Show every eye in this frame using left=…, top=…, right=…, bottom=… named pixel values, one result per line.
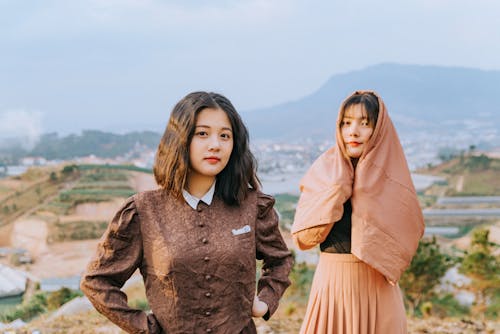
left=195, top=131, right=208, bottom=137
left=220, top=132, right=232, bottom=140
left=341, top=120, right=350, bottom=126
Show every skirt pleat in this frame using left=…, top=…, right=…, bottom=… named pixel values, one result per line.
left=300, top=253, right=407, bottom=334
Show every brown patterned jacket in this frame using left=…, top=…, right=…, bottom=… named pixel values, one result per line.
left=80, top=189, right=293, bottom=333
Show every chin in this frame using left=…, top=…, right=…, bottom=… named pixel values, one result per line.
left=347, top=152, right=361, bottom=159
left=203, top=169, right=223, bottom=177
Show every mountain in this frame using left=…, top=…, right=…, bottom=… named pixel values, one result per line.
left=241, top=63, right=500, bottom=139
left=2, top=63, right=499, bottom=164
left=0, top=130, right=161, bottom=163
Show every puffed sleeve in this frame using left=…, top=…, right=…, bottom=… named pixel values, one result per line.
left=80, top=196, right=162, bottom=334
left=255, top=192, right=294, bottom=320
left=291, top=147, right=352, bottom=250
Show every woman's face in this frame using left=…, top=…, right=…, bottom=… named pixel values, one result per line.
left=188, top=107, right=234, bottom=184
left=340, top=104, right=374, bottom=159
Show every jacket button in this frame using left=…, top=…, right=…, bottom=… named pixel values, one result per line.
left=206, top=329, right=212, bottom=333
left=205, top=274, right=211, bottom=280
left=203, top=256, right=209, bottom=262
left=198, top=222, right=204, bottom=227
left=205, top=292, right=211, bottom=298
left=202, top=238, right=208, bottom=244
left=205, top=311, right=211, bottom=316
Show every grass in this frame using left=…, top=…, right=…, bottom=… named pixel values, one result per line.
left=0, top=185, right=14, bottom=197
left=43, top=167, right=136, bottom=216
left=42, top=166, right=140, bottom=241
left=455, top=170, right=500, bottom=196
left=77, top=164, right=152, bottom=174
left=0, top=163, right=143, bottom=242
left=49, top=220, right=109, bottom=242
left=59, top=188, right=136, bottom=199
left=0, top=288, right=83, bottom=323
left=0, top=294, right=23, bottom=315
left=274, top=193, right=299, bottom=232
left=421, top=156, right=500, bottom=198
left=418, top=193, right=438, bottom=208
left=0, top=177, right=62, bottom=227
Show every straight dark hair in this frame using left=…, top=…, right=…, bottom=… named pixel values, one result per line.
left=339, top=91, right=379, bottom=129
left=153, top=91, right=260, bottom=206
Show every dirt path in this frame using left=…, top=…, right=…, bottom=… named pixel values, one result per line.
left=0, top=223, right=14, bottom=246
left=4, top=179, right=78, bottom=254
left=456, top=175, right=464, bottom=192
left=10, top=217, right=49, bottom=257
left=15, top=171, right=157, bottom=279
left=66, top=198, right=125, bottom=221
left=128, top=171, right=157, bottom=192
left=0, top=171, right=157, bottom=280
left=27, top=239, right=100, bottom=279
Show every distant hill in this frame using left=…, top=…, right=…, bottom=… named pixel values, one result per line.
left=0, top=130, right=160, bottom=163
left=419, top=153, right=500, bottom=196
left=29, top=130, right=161, bottom=160
left=2, top=63, right=500, bottom=163
left=241, top=63, right=500, bottom=139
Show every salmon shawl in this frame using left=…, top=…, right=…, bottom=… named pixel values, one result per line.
left=291, top=90, right=424, bottom=283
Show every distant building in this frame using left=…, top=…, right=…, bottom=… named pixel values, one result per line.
left=20, top=156, right=47, bottom=166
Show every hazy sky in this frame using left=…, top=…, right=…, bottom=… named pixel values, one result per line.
left=1, top=0, right=499, bottom=142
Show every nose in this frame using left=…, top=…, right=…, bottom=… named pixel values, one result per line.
left=348, top=123, right=360, bottom=137
left=208, top=135, right=221, bottom=151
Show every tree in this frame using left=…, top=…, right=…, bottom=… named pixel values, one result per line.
left=437, top=147, right=460, bottom=162
left=458, top=228, right=500, bottom=318
left=400, top=236, right=454, bottom=316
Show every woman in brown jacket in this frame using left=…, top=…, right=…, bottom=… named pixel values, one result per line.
left=81, top=91, right=293, bottom=334
left=292, top=91, right=424, bottom=334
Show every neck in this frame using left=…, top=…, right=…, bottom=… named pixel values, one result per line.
left=351, top=158, right=359, bottom=169
left=186, top=174, right=215, bottom=198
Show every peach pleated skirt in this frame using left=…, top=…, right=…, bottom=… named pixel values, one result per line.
left=300, top=253, right=407, bottom=334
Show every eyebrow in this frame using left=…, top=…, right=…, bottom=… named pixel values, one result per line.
left=342, top=115, right=368, bottom=119
left=195, top=125, right=233, bottom=132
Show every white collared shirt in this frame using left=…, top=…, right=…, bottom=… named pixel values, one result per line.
left=182, top=182, right=216, bottom=210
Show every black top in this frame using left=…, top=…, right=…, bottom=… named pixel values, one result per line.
left=320, top=200, right=352, bottom=253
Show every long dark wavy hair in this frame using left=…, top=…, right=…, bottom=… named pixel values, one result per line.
left=153, top=91, right=260, bottom=206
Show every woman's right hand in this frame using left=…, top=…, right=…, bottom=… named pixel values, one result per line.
left=252, top=295, right=269, bottom=317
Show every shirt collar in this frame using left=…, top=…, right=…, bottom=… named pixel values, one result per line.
left=182, top=181, right=216, bottom=210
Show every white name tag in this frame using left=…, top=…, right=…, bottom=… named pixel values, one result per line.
left=232, top=225, right=251, bottom=236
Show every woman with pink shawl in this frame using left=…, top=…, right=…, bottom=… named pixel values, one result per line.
left=292, top=91, right=424, bottom=333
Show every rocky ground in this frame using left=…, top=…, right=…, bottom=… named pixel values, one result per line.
left=2, top=170, right=499, bottom=333
left=3, top=310, right=499, bottom=334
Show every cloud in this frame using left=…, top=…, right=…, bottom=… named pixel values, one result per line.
left=88, top=0, right=294, bottom=27
left=0, top=110, right=44, bottom=150
left=1, top=0, right=295, bottom=40
left=1, top=0, right=500, bottom=130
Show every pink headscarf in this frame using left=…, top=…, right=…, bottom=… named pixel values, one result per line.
left=291, top=90, right=424, bottom=283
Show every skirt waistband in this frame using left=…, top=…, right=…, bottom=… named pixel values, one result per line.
left=319, top=252, right=361, bottom=263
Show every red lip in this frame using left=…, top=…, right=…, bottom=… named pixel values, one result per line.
left=348, top=142, right=362, bottom=147
left=205, top=157, right=220, bottom=163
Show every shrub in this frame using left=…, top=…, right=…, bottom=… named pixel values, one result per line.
left=0, top=292, right=47, bottom=322
left=429, top=293, right=470, bottom=318
left=286, top=251, right=315, bottom=301
left=47, top=287, right=83, bottom=311
left=400, top=236, right=455, bottom=316
left=458, top=228, right=500, bottom=319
